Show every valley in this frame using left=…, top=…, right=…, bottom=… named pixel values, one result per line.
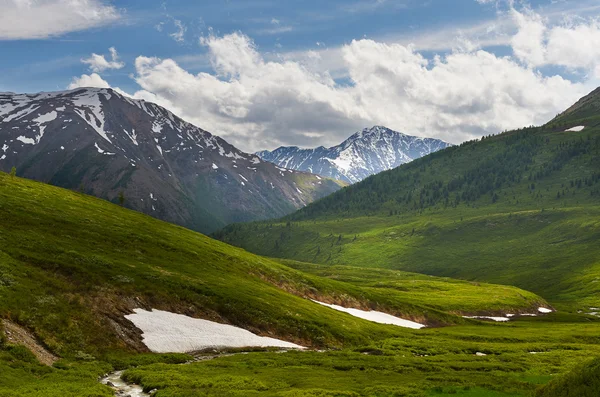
left=1, top=42, right=600, bottom=397
left=0, top=129, right=599, bottom=395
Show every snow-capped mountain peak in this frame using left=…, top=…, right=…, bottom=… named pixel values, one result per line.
left=257, top=126, right=452, bottom=183
left=0, top=87, right=342, bottom=233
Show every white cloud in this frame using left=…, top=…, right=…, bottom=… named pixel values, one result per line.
left=0, top=0, right=121, bottom=40
left=63, top=5, right=600, bottom=153
left=169, top=19, right=186, bottom=43
left=81, top=47, right=125, bottom=73
left=68, top=73, right=111, bottom=89
left=127, top=29, right=591, bottom=152
left=510, top=8, right=600, bottom=77
left=67, top=73, right=133, bottom=99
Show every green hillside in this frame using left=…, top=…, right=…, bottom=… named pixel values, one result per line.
left=1, top=88, right=599, bottom=396
left=0, top=170, right=566, bottom=396
left=215, top=88, right=600, bottom=309
left=536, top=356, right=600, bottom=397
left=0, top=171, right=535, bottom=358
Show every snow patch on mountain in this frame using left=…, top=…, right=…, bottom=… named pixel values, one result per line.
left=257, top=126, right=452, bottom=183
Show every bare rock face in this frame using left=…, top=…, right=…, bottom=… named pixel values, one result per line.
left=0, top=88, right=342, bottom=233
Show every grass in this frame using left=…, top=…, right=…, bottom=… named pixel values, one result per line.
left=0, top=171, right=552, bottom=359
left=215, top=113, right=600, bottom=311
left=1, top=107, right=600, bottom=395
left=278, top=260, right=548, bottom=315
left=119, top=319, right=600, bottom=396
left=0, top=171, right=566, bottom=396
left=535, top=356, right=600, bottom=397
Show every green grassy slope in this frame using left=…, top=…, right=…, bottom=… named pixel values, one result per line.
left=119, top=318, right=600, bottom=397
left=0, top=171, right=550, bottom=358
left=215, top=88, right=600, bottom=309
left=536, top=356, right=600, bottom=397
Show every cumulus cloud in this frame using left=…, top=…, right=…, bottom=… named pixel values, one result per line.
left=127, top=25, right=592, bottom=152
left=82, top=47, right=125, bottom=73
left=67, top=72, right=132, bottom=99
left=68, top=73, right=111, bottom=89
left=0, top=0, right=121, bottom=40
left=64, top=6, right=599, bottom=153
left=510, top=8, right=600, bottom=77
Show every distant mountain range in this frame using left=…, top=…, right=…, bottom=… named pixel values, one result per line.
left=256, top=126, right=452, bottom=183
left=0, top=88, right=343, bottom=233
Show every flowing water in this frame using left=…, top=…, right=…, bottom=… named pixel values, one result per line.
left=100, top=370, right=150, bottom=397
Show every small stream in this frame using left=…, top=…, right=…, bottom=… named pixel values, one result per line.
left=100, top=370, right=150, bottom=397
left=99, top=353, right=243, bottom=396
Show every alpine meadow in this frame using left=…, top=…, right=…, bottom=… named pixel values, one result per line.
left=1, top=1, right=600, bottom=397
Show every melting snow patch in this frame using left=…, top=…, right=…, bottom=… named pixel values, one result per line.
left=313, top=300, right=425, bottom=329
left=538, top=307, right=553, bottom=314
left=3, top=105, right=40, bottom=122
left=125, top=309, right=304, bottom=353
left=124, top=129, right=138, bottom=145
left=475, top=352, right=487, bottom=356
left=33, top=111, right=57, bottom=124
left=94, top=142, right=115, bottom=155
left=463, top=316, right=511, bottom=322
left=565, top=126, right=585, bottom=132
left=16, top=136, right=35, bottom=145
left=212, top=163, right=218, bottom=170
left=72, top=91, right=111, bottom=143
left=152, top=121, right=163, bottom=134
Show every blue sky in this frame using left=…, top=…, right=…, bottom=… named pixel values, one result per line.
left=0, top=0, right=583, bottom=93
left=1, top=0, right=600, bottom=151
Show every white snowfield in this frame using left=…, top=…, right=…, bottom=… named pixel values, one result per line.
left=125, top=309, right=304, bottom=353
left=565, top=126, right=585, bottom=132
left=312, top=300, right=425, bottom=329
left=463, top=316, right=511, bottom=322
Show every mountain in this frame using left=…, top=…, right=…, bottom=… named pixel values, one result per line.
left=215, top=87, right=600, bottom=308
left=0, top=88, right=343, bottom=233
left=256, top=126, right=452, bottom=183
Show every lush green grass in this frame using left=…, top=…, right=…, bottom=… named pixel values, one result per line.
left=0, top=126, right=599, bottom=396
left=0, top=170, right=563, bottom=395
left=215, top=111, right=600, bottom=310
left=0, top=171, right=551, bottom=359
left=536, top=357, right=600, bottom=397
left=0, top=335, right=190, bottom=397
left=279, top=260, right=548, bottom=315
left=119, top=319, right=600, bottom=396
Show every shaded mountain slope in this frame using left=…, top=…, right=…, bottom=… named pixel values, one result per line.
left=0, top=88, right=343, bottom=233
